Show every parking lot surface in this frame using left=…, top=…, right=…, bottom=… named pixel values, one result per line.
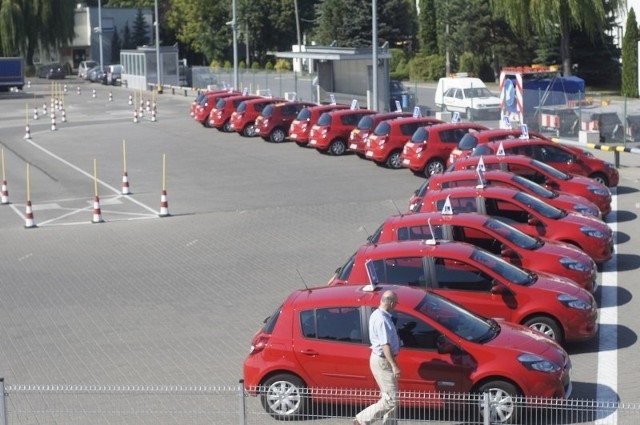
left=0, top=77, right=639, bottom=406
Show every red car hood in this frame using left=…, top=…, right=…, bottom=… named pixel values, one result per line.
left=487, top=320, right=567, bottom=363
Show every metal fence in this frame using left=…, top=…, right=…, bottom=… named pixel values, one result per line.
left=2, top=380, right=640, bottom=425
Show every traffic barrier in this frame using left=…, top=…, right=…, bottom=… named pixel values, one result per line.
left=24, top=200, right=36, bottom=228
left=1, top=180, right=9, bottom=204
left=92, top=196, right=104, bottom=223
left=159, top=190, right=170, bottom=217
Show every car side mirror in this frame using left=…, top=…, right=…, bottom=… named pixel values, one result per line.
left=527, top=215, right=541, bottom=226
left=500, top=247, right=517, bottom=258
left=436, top=334, right=456, bottom=354
left=491, top=281, right=508, bottom=295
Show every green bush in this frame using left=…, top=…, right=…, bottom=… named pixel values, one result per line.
left=209, top=60, right=221, bottom=71
left=409, top=54, right=446, bottom=81
left=239, top=61, right=246, bottom=69
left=274, top=59, right=291, bottom=71
left=389, top=48, right=406, bottom=73
left=265, top=61, right=274, bottom=70
left=458, top=52, right=475, bottom=75
left=251, top=62, right=260, bottom=70
left=223, top=60, right=232, bottom=69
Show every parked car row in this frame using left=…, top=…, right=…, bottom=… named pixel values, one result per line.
left=78, top=60, right=123, bottom=85
left=214, top=91, right=617, bottom=423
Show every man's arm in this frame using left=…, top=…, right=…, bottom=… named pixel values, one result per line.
left=381, top=343, right=400, bottom=378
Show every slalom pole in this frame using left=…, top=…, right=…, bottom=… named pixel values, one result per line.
left=159, top=153, right=170, bottom=217
left=24, top=163, right=36, bottom=228
left=1, top=148, right=9, bottom=204
left=92, top=158, right=104, bottom=223
left=121, top=139, right=131, bottom=194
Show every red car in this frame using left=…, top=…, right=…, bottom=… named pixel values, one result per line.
left=471, top=138, right=619, bottom=187
left=190, top=89, right=225, bottom=117
left=348, top=111, right=412, bottom=158
left=448, top=128, right=551, bottom=166
left=244, top=284, right=572, bottom=423
left=255, top=101, right=316, bottom=143
left=329, top=239, right=597, bottom=344
left=230, top=97, right=285, bottom=137
left=365, top=116, right=444, bottom=168
left=401, top=122, right=488, bottom=176
left=308, top=108, right=376, bottom=155
left=368, top=211, right=598, bottom=292
left=194, top=90, right=240, bottom=127
left=289, top=104, right=350, bottom=147
left=427, top=169, right=602, bottom=219
left=449, top=155, right=613, bottom=217
left=208, top=94, right=261, bottom=131
left=416, top=185, right=613, bottom=264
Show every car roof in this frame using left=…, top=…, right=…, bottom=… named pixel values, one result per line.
left=381, top=211, right=490, bottom=229
left=421, top=122, right=489, bottom=132
left=454, top=154, right=537, bottom=167
left=359, top=238, right=477, bottom=259
left=468, top=128, right=550, bottom=142
left=307, top=104, right=350, bottom=112
left=244, top=97, right=285, bottom=105
left=270, top=101, right=316, bottom=109
left=327, top=108, right=376, bottom=116
left=383, top=116, right=444, bottom=126
left=432, top=169, right=515, bottom=183
left=369, top=112, right=413, bottom=121
left=425, top=184, right=521, bottom=200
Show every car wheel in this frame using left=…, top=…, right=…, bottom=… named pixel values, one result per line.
left=466, top=108, right=474, bottom=120
left=523, top=316, right=563, bottom=344
left=329, top=139, right=347, bottom=156
left=476, top=380, right=520, bottom=424
left=270, top=128, right=286, bottom=143
left=386, top=150, right=403, bottom=169
left=203, top=117, right=211, bottom=128
left=242, top=123, right=256, bottom=137
left=424, top=159, right=445, bottom=177
left=295, top=141, right=308, bottom=148
left=589, top=172, right=609, bottom=187
left=260, top=374, right=307, bottom=420
left=356, top=153, right=366, bottom=159
left=222, top=120, right=232, bottom=132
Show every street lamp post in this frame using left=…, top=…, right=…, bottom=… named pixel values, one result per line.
left=154, top=0, right=161, bottom=91
left=372, top=0, right=378, bottom=111
left=97, top=0, right=104, bottom=70
left=232, top=0, right=239, bottom=90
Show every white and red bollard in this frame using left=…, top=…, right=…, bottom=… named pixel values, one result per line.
left=92, top=195, right=104, bottom=223
left=1, top=180, right=10, bottom=204
left=133, top=109, right=139, bottom=123
left=159, top=190, right=170, bottom=217
left=121, top=171, right=131, bottom=195
left=33, top=106, right=38, bottom=120
left=24, top=200, right=36, bottom=228
left=50, top=112, right=57, bottom=131
left=24, top=124, right=31, bottom=140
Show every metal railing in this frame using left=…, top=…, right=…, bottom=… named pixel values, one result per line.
left=2, top=379, right=640, bottom=425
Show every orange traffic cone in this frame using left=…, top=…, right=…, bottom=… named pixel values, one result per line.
left=1, top=179, right=9, bottom=204
left=159, top=189, right=170, bottom=217
left=24, top=200, right=36, bottom=228
left=92, top=195, right=104, bottom=223
left=121, top=171, right=131, bottom=195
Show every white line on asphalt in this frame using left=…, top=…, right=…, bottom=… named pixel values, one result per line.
left=596, top=189, right=617, bottom=423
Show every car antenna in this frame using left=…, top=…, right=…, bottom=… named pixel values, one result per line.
left=390, top=199, right=404, bottom=217
left=295, top=268, right=311, bottom=292
left=362, top=225, right=377, bottom=246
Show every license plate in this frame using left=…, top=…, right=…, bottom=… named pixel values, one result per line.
left=349, top=144, right=357, bottom=150
left=310, top=139, right=317, bottom=145
left=365, top=151, right=373, bottom=158
left=402, top=159, right=410, bottom=166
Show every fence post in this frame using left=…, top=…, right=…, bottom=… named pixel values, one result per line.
left=238, top=379, right=246, bottom=425
left=483, top=392, right=490, bottom=425
left=0, top=378, right=6, bottom=425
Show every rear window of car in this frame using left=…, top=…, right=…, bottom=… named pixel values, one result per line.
left=263, top=305, right=283, bottom=334
left=373, top=121, right=391, bottom=136
left=458, top=134, right=479, bottom=150
left=357, top=115, right=375, bottom=130
left=410, top=127, right=429, bottom=143
left=400, top=123, right=422, bottom=136
left=296, top=108, right=312, bottom=120
left=300, top=307, right=363, bottom=343
left=261, top=105, right=275, bottom=117
left=215, top=99, right=227, bottom=109
left=341, top=113, right=362, bottom=126
left=317, top=112, right=332, bottom=126
left=472, top=145, right=493, bottom=156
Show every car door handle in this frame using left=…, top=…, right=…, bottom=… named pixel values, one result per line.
left=300, top=349, right=319, bottom=356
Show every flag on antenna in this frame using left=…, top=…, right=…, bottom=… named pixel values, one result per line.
left=441, top=195, right=453, bottom=215
left=395, top=100, right=402, bottom=112
left=496, top=141, right=506, bottom=157
left=476, top=156, right=486, bottom=172
left=330, top=93, right=336, bottom=105
left=451, top=112, right=461, bottom=123
left=350, top=99, right=359, bottom=110
left=412, top=106, right=422, bottom=118
left=501, top=115, right=511, bottom=129
left=520, top=124, right=529, bottom=139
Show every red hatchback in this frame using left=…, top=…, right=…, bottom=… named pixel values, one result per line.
left=449, top=155, right=613, bottom=217
left=255, top=101, right=316, bottom=143
left=348, top=111, right=412, bottom=158
left=471, top=138, right=619, bottom=187
left=416, top=185, right=613, bottom=265
left=330, top=239, right=597, bottom=344
left=244, top=284, right=572, bottom=423
left=427, top=169, right=602, bottom=219
left=208, top=94, right=261, bottom=132
left=289, top=104, right=350, bottom=146
left=309, top=108, right=376, bottom=155
left=230, top=97, right=285, bottom=137
left=401, top=122, right=488, bottom=176
left=194, top=90, right=240, bottom=127
left=448, top=128, right=551, bottom=166
left=365, top=117, right=444, bottom=168
left=368, top=211, right=598, bottom=292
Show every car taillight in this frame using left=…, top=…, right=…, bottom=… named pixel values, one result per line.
left=249, top=334, right=270, bottom=355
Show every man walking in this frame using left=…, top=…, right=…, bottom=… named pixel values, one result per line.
left=354, top=290, right=401, bottom=425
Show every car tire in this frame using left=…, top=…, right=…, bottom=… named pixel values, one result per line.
left=475, top=380, right=521, bottom=424
left=386, top=150, right=403, bottom=169
left=523, top=316, right=563, bottom=344
left=242, top=123, right=256, bottom=137
left=260, top=374, right=307, bottom=420
left=222, top=120, right=232, bottom=132
left=589, top=172, right=609, bottom=187
left=328, top=139, right=346, bottom=156
left=270, top=128, right=286, bottom=143
left=424, top=159, right=445, bottom=177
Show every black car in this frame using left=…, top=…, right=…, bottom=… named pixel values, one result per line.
left=389, top=79, right=415, bottom=111
left=37, top=63, right=66, bottom=79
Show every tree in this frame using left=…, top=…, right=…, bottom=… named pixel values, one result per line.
left=122, top=22, right=134, bottom=49
left=132, top=8, right=150, bottom=47
left=417, top=0, right=437, bottom=55
left=621, top=8, right=638, bottom=97
left=111, top=25, right=122, bottom=62
left=491, top=0, right=624, bottom=76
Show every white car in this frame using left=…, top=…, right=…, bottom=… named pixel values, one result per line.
left=78, top=60, right=98, bottom=79
left=442, top=85, right=501, bottom=120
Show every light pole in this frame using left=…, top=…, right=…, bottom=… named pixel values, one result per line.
left=97, top=0, right=104, bottom=69
left=232, top=0, right=239, bottom=89
left=154, top=0, right=161, bottom=91
left=372, top=0, right=378, bottom=111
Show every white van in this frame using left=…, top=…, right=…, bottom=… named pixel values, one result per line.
left=434, top=76, right=500, bottom=120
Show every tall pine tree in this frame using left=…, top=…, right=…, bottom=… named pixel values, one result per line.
left=132, top=8, right=150, bottom=47
left=621, top=8, right=638, bottom=98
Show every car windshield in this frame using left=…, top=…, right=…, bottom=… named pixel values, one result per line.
left=415, top=179, right=430, bottom=197
left=357, top=115, right=374, bottom=130
left=261, top=105, right=274, bottom=118
left=470, top=248, right=535, bottom=285
left=511, top=174, right=555, bottom=198
left=373, top=121, right=391, bottom=136
left=317, top=113, right=332, bottom=126
left=411, top=127, right=429, bottom=143
left=416, top=292, right=498, bottom=343
left=215, top=99, right=226, bottom=109
left=367, top=224, right=384, bottom=244
left=483, top=218, right=542, bottom=250
left=457, top=134, right=478, bottom=150
left=472, top=145, right=493, bottom=156
left=335, top=253, right=356, bottom=281
left=513, top=192, right=565, bottom=219
left=296, top=108, right=311, bottom=120
left=530, top=159, right=571, bottom=180
left=236, top=102, right=248, bottom=112
left=463, top=87, right=494, bottom=98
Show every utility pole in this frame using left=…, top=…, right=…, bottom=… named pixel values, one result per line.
left=154, top=0, right=162, bottom=91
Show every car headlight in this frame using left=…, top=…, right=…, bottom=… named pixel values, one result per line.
left=580, top=226, right=607, bottom=239
left=587, top=185, right=609, bottom=196
left=518, top=353, right=561, bottom=373
left=559, top=257, right=591, bottom=272
left=573, top=205, right=599, bottom=217
left=558, top=294, right=591, bottom=310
